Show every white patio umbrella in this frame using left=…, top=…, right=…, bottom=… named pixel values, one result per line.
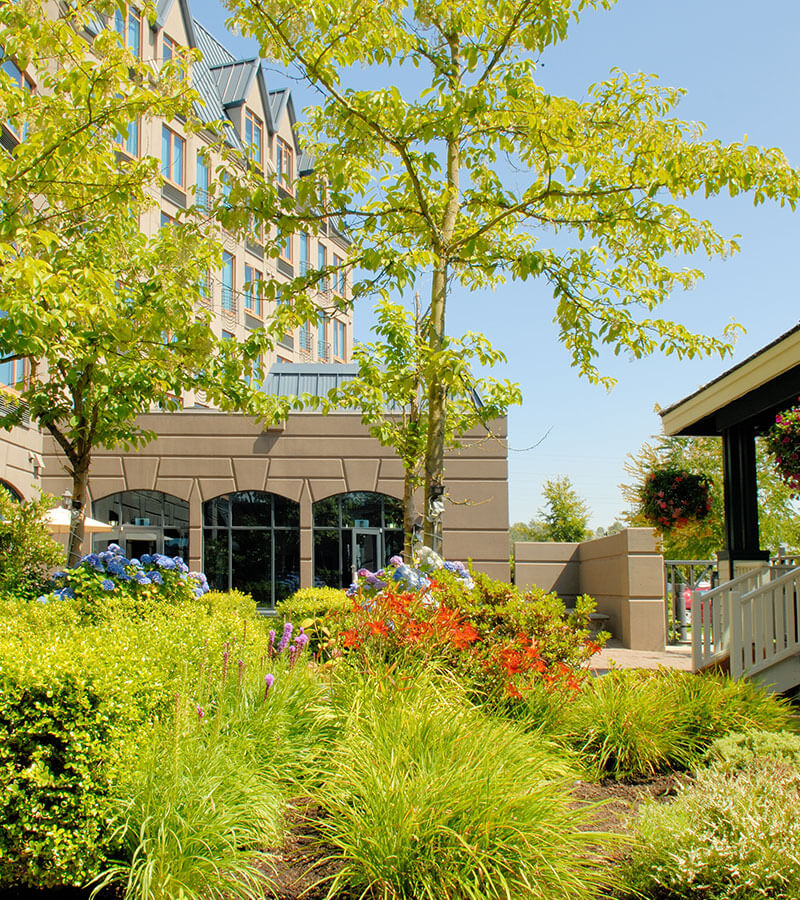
left=44, top=507, right=113, bottom=533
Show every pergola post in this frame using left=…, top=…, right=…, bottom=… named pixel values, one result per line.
left=719, top=424, right=768, bottom=580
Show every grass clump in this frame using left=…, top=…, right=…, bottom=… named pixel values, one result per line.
left=527, top=668, right=797, bottom=781
left=314, top=665, right=609, bottom=900
left=622, top=760, right=800, bottom=899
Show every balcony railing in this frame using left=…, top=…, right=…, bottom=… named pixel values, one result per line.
left=318, top=340, right=331, bottom=362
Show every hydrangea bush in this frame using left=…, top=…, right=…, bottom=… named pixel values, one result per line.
left=39, top=543, right=209, bottom=607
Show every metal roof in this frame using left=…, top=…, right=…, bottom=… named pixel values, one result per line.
left=209, top=60, right=259, bottom=108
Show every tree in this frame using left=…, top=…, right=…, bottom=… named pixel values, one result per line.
left=621, top=435, right=800, bottom=559
left=539, top=476, right=591, bottom=542
left=230, top=0, right=800, bottom=549
left=0, top=1, right=283, bottom=564
left=509, top=476, right=591, bottom=546
left=314, top=297, right=520, bottom=555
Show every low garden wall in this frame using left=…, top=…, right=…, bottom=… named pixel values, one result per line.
left=514, top=528, right=665, bottom=651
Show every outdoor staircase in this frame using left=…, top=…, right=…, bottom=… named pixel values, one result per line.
left=692, top=564, right=800, bottom=693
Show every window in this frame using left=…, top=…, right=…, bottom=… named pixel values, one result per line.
left=318, top=243, right=328, bottom=292
left=0, top=357, right=25, bottom=390
left=244, top=109, right=263, bottom=167
left=244, top=264, right=262, bottom=316
left=276, top=137, right=293, bottom=189
left=2, top=55, right=32, bottom=139
left=160, top=212, right=174, bottom=228
left=299, top=233, right=309, bottom=275
left=114, top=117, right=138, bottom=157
left=221, top=252, right=235, bottom=313
left=280, top=233, right=292, bottom=262
left=162, top=34, right=184, bottom=79
left=333, top=320, right=346, bottom=360
left=113, top=5, right=141, bottom=57
left=248, top=215, right=263, bottom=245
left=161, top=125, right=185, bottom=187
left=196, top=154, right=210, bottom=210
left=318, top=312, right=329, bottom=361
left=333, top=253, right=346, bottom=295
left=221, top=330, right=235, bottom=340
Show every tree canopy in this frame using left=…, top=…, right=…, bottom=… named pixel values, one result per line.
left=0, top=0, right=283, bottom=562
left=229, top=0, right=800, bottom=549
left=510, top=475, right=591, bottom=546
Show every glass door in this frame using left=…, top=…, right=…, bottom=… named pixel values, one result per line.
left=352, top=528, right=382, bottom=579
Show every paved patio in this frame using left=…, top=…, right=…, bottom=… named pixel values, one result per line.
left=590, top=639, right=693, bottom=675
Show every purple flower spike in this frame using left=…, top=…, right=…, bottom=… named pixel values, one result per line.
left=264, top=673, right=275, bottom=700
left=268, top=629, right=276, bottom=659
left=389, top=555, right=403, bottom=566
left=276, top=621, right=293, bottom=655
left=289, top=645, right=298, bottom=671
left=197, top=704, right=205, bottom=720
left=238, top=659, right=244, bottom=689
left=222, top=649, right=229, bottom=684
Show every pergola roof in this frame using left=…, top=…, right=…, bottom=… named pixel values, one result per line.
left=660, top=322, right=800, bottom=437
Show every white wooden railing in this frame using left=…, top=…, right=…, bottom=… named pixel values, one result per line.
left=731, top=567, right=800, bottom=680
left=691, top=566, right=770, bottom=671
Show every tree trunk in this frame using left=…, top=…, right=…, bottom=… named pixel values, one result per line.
left=66, top=456, right=90, bottom=567
left=403, top=468, right=416, bottom=562
left=423, top=264, right=448, bottom=553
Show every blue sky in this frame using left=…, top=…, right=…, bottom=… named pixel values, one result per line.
left=198, top=0, right=800, bottom=528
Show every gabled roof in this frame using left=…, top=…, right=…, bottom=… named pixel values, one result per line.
left=209, top=59, right=259, bottom=108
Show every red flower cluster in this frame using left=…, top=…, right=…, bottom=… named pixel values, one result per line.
left=640, top=467, right=713, bottom=531
left=764, top=398, right=800, bottom=496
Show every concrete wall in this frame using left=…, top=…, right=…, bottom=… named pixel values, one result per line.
left=41, top=410, right=510, bottom=584
left=515, top=528, right=665, bottom=651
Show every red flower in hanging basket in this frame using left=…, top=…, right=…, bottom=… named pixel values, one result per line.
left=640, top=467, right=713, bottom=531
left=764, top=397, right=800, bottom=496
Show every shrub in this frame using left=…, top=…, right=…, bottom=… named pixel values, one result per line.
left=0, top=591, right=285, bottom=889
left=545, top=670, right=796, bottom=780
left=704, top=729, right=800, bottom=773
left=277, top=586, right=351, bottom=653
left=623, top=761, right=800, bottom=899
left=334, top=564, right=604, bottom=702
left=315, top=667, right=609, bottom=900
left=0, top=491, right=63, bottom=599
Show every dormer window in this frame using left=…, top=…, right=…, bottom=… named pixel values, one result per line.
left=163, top=34, right=184, bottom=80
left=276, top=137, right=293, bottom=189
left=244, top=109, right=263, bottom=167
left=113, top=5, right=141, bottom=58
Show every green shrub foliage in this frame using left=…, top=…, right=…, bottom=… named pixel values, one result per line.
left=704, top=728, right=800, bottom=774
left=624, top=761, right=800, bottom=899
left=0, top=492, right=64, bottom=599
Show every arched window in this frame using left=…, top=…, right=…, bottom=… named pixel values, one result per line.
left=0, top=481, right=22, bottom=502
left=92, top=490, right=189, bottom=559
left=313, top=491, right=403, bottom=588
left=203, top=491, right=300, bottom=609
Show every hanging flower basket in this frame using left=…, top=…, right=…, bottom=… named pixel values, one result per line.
left=640, top=467, right=713, bottom=531
left=764, top=398, right=800, bottom=495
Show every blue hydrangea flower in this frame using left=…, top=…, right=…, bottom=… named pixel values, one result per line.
left=140, top=554, right=153, bottom=565
left=129, top=558, right=143, bottom=568
left=107, top=559, right=126, bottom=577
left=107, top=543, right=123, bottom=555
left=135, top=574, right=150, bottom=586
left=148, top=571, right=164, bottom=586
left=101, top=579, right=115, bottom=592
left=154, top=554, right=176, bottom=570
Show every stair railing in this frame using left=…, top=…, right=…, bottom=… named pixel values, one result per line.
left=731, top=566, right=800, bottom=680
left=691, top=566, right=769, bottom=671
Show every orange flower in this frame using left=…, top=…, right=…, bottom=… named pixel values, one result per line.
left=505, top=682, right=522, bottom=699
left=342, top=628, right=361, bottom=648
left=451, top=623, right=480, bottom=650
left=366, top=620, right=389, bottom=637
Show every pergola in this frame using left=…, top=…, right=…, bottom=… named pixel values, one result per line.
left=660, top=323, right=800, bottom=575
